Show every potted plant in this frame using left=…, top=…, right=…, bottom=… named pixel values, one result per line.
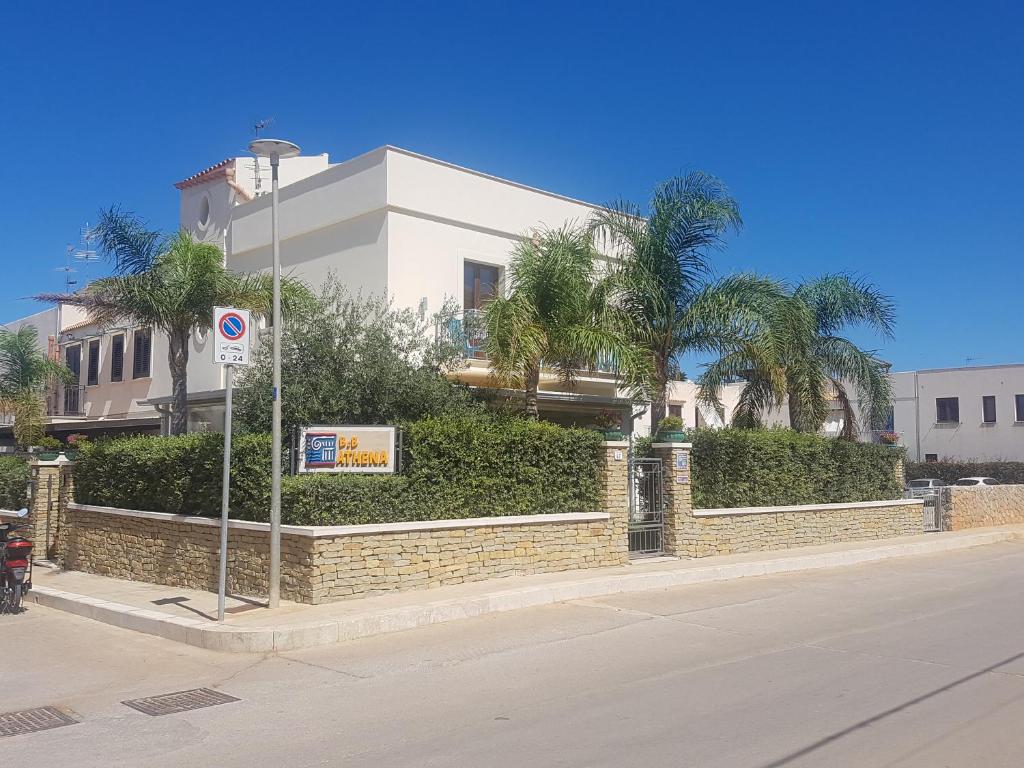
left=594, top=410, right=625, bottom=440
left=879, top=430, right=900, bottom=446
left=36, top=435, right=62, bottom=461
left=63, top=432, right=89, bottom=460
left=655, top=415, right=686, bottom=442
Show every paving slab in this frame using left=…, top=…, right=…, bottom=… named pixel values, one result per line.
left=27, top=526, right=1024, bottom=653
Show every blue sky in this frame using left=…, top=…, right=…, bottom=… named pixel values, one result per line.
left=1, top=1, right=1021, bottom=373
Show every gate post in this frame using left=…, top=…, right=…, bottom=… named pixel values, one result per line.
left=599, top=440, right=630, bottom=565
left=27, top=455, right=73, bottom=560
left=652, top=441, right=693, bottom=557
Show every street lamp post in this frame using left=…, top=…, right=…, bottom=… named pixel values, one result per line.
left=248, top=138, right=300, bottom=609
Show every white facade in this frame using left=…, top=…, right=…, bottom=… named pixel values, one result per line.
left=892, top=364, right=1024, bottom=461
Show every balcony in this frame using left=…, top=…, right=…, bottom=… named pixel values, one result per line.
left=436, top=310, right=618, bottom=374
left=48, top=385, right=86, bottom=418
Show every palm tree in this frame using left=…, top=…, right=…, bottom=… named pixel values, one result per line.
left=483, top=224, right=648, bottom=419
left=0, top=326, right=72, bottom=448
left=38, top=214, right=309, bottom=435
left=699, top=274, right=895, bottom=437
left=592, top=172, right=768, bottom=431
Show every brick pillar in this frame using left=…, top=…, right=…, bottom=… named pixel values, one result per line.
left=653, top=441, right=693, bottom=557
left=599, top=441, right=630, bottom=565
left=27, top=456, right=72, bottom=561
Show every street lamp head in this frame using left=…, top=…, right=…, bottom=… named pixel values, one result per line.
left=248, top=138, right=301, bottom=159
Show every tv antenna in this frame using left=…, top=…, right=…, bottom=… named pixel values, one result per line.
left=251, top=118, right=274, bottom=195
left=56, top=245, right=78, bottom=294
left=965, top=356, right=983, bottom=367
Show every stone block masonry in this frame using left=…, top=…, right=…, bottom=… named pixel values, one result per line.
left=942, top=485, right=1024, bottom=530
left=681, top=500, right=925, bottom=557
left=59, top=505, right=618, bottom=604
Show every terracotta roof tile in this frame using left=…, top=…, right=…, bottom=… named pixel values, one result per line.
left=174, top=158, right=233, bottom=190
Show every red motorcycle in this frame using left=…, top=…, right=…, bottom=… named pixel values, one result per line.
left=1, top=508, right=32, bottom=613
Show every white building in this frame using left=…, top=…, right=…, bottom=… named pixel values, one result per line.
left=1, top=143, right=926, bottom=443
left=891, top=364, right=1024, bottom=461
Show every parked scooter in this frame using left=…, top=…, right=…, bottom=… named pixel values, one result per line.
left=0, top=508, right=32, bottom=613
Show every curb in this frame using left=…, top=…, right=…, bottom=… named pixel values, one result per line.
left=29, top=528, right=1019, bottom=653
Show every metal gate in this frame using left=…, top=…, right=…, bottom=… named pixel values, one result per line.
left=908, top=488, right=943, bottom=532
left=629, top=458, right=664, bottom=556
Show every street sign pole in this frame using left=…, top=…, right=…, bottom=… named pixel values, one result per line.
left=216, top=364, right=234, bottom=623
left=211, top=306, right=251, bottom=623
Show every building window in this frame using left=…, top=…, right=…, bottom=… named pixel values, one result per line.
left=982, top=395, right=997, bottom=424
left=1016, top=394, right=1024, bottom=422
left=464, top=261, right=500, bottom=310
left=668, top=404, right=682, bottom=419
left=925, top=453, right=938, bottom=463
left=86, top=340, right=100, bottom=386
left=884, top=405, right=894, bottom=431
left=64, top=344, right=81, bottom=383
left=110, top=334, right=125, bottom=382
left=935, top=397, right=959, bottom=424
left=132, top=328, right=152, bottom=379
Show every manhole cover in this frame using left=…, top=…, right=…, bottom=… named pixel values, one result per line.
left=122, top=688, right=239, bottom=717
left=0, top=706, right=78, bottom=738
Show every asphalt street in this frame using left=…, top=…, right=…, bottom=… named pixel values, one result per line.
left=5, top=541, right=1024, bottom=767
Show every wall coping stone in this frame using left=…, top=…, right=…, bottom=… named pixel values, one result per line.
left=602, top=440, right=629, bottom=447
left=66, top=503, right=610, bottom=538
left=652, top=442, right=693, bottom=449
left=693, top=498, right=923, bottom=518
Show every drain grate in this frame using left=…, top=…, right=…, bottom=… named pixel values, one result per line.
left=0, top=706, right=78, bottom=738
left=121, top=688, right=239, bottom=717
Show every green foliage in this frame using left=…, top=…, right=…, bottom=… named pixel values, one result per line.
left=234, top=281, right=481, bottom=436
left=483, top=224, right=649, bottom=418
left=36, top=212, right=310, bottom=435
left=0, top=457, right=30, bottom=509
left=74, top=433, right=272, bottom=519
left=72, top=417, right=603, bottom=525
left=691, top=428, right=903, bottom=509
left=699, top=274, right=895, bottom=438
left=906, top=461, right=1024, bottom=486
left=0, top=325, right=73, bottom=448
left=36, top=436, right=61, bottom=450
left=657, top=415, right=684, bottom=431
left=591, top=172, right=752, bottom=430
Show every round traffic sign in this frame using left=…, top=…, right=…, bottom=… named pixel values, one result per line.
left=219, top=312, right=246, bottom=341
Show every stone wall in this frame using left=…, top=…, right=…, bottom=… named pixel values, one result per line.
left=61, top=505, right=316, bottom=602
left=682, top=500, right=925, bottom=557
left=941, top=485, right=1024, bottom=530
left=59, top=504, right=618, bottom=604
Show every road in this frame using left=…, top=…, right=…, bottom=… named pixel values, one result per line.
left=5, top=541, right=1024, bottom=767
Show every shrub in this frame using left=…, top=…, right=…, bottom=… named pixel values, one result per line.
left=0, top=457, right=30, bottom=509
left=74, top=433, right=272, bottom=519
left=691, top=428, right=903, bottom=509
left=657, top=415, right=684, bottom=432
left=906, top=461, right=1024, bottom=486
left=72, top=417, right=603, bottom=525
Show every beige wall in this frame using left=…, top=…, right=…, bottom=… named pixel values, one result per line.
left=941, top=484, right=1024, bottom=530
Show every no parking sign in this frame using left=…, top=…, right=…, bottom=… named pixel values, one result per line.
left=213, top=307, right=251, bottom=365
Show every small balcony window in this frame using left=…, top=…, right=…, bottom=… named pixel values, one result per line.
left=86, top=340, right=100, bottom=386
left=982, top=395, right=997, bottom=424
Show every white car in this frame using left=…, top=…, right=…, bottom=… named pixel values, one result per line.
left=907, top=478, right=944, bottom=491
left=953, top=477, right=1000, bottom=486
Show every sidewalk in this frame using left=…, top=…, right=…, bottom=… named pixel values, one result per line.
left=27, top=526, right=1023, bottom=653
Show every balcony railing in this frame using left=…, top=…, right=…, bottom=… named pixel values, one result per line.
left=436, top=310, right=618, bottom=374
left=48, top=385, right=86, bottom=417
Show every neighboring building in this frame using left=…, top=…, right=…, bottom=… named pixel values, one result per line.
left=891, top=364, right=1024, bottom=462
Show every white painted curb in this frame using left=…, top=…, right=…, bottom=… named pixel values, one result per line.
left=29, top=529, right=1019, bottom=653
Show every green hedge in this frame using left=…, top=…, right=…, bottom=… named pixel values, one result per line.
left=75, top=433, right=272, bottom=518
left=906, top=461, right=1024, bottom=485
left=74, top=417, right=603, bottom=525
left=0, top=457, right=30, bottom=510
left=691, top=428, right=904, bottom=509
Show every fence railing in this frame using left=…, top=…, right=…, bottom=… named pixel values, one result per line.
left=49, top=385, right=86, bottom=417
